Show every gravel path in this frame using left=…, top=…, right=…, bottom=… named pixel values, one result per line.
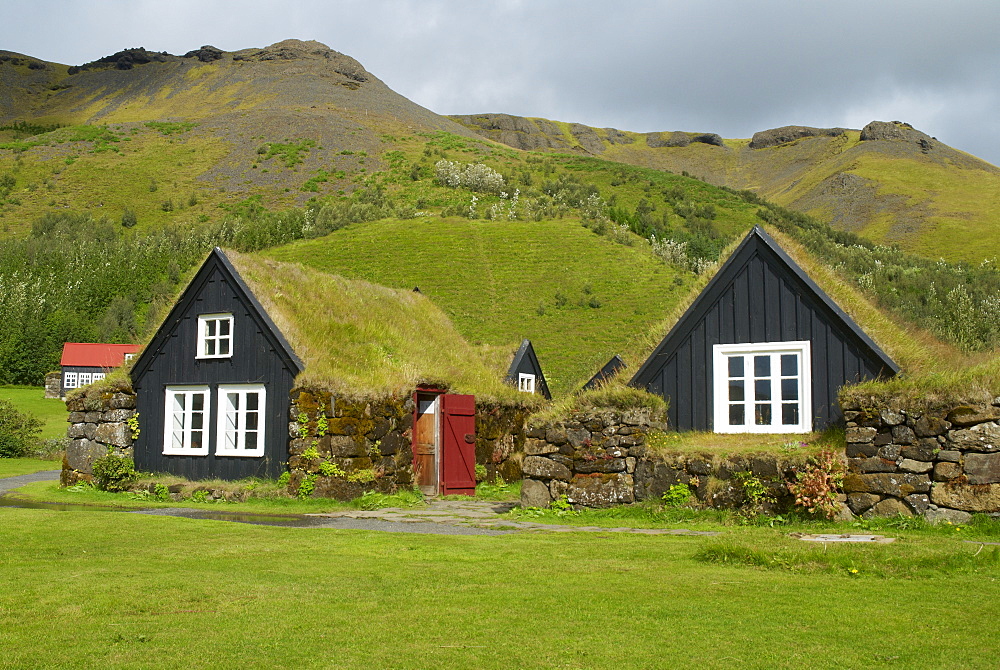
left=0, top=473, right=720, bottom=537
left=0, top=470, right=60, bottom=492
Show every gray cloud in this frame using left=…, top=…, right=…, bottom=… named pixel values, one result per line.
left=4, top=0, right=1000, bottom=165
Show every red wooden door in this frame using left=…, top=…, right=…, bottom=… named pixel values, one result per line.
left=440, top=393, right=476, bottom=496
left=413, top=393, right=438, bottom=495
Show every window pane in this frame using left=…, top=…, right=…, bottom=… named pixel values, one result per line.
left=205, top=340, right=216, bottom=356
left=192, top=394, right=204, bottom=411
left=728, top=356, right=743, bottom=378
left=728, top=380, right=744, bottom=401
left=227, top=392, right=239, bottom=411
left=246, top=412, right=259, bottom=430
left=755, top=379, right=771, bottom=401
left=220, top=319, right=230, bottom=336
left=246, top=393, right=258, bottom=411
left=245, top=431, right=258, bottom=450
left=191, top=431, right=202, bottom=450
left=781, top=378, right=798, bottom=401
left=781, top=353, right=798, bottom=377
left=192, top=411, right=204, bottom=430
left=754, top=355, right=770, bottom=377
left=219, top=339, right=230, bottom=355
left=729, top=404, right=744, bottom=425
left=206, top=320, right=216, bottom=337
left=173, top=394, right=185, bottom=413
left=755, top=404, right=772, bottom=425
left=782, top=403, right=799, bottom=425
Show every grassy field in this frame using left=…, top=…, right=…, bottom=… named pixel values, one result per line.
left=0, top=385, right=66, bottom=440
left=1, top=504, right=997, bottom=669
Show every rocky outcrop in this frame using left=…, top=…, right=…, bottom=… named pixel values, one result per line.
left=749, top=125, right=848, bottom=149
left=183, top=45, right=224, bottom=62
left=68, top=48, right=183, bottom=73
left=645, top=131, right=724, bottom=148
left=859, top=120, right=935, bottom=152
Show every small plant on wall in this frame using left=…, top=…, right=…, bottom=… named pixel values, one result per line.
left=787, top=449, right=844, bottom=519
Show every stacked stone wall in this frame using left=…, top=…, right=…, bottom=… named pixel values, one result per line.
left=61, top=387, right=136, bottom=486
left=44, top=372, right=61, bottom=399
left=520, top=407, right=815, bottom=511
left=520, top=409, right=667, bottom=508
left=843, top=401, right=1000, bottom=523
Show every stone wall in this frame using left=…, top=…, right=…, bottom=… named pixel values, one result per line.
left=288, top=389, right=414, bottom=499
left=842, top=401, right=1000, bottom=523
left=475, top=402, right=528, bottom=484
left=520, top=407, right=816, bottom=511
left=520, top=408, right=668, bottom=508
left=44, top=372, right=61, bottom=399
left=61, top=384, right=136, bottom=486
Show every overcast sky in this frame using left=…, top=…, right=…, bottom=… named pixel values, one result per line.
left=5, top=0, right=1000, bottom=165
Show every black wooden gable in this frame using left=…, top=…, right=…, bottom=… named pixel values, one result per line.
left=629, top=226, right=898, bottom=431
left=505, top=339, right=552, bottom=400
left=131, top=248, right=302, bottom=380
left=131, top=248, right=303, bottom=480
left=583, top=355, right=626, bottom=390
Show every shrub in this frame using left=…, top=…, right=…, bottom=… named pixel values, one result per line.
left=661, top=483, right=693, bottom=507
left=92, top=451, right=137, bottom=491
left=0, top=399, right=43, bottom=458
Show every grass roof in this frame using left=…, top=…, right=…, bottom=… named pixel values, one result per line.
left=621, top=224, right=966, bottom=383
left=224, top=251, right=531, bottom=403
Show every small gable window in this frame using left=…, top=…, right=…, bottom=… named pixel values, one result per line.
left=518, top=373, right=536, bottom=394
left=163, top=386, right=211, bottom=455
left=216, top=384, right=266, bottom=457
left=197, top=313, right=233, bottom=359
left=712, top=341, right=811, bottom=434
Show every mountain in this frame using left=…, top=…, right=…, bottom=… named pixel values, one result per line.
left=0, top=40, right=479, bottom=229
left=450, top=114, right=1000, bottom=263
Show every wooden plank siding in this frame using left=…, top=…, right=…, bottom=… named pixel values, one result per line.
left=132, top=250, right=302, bottom=480
left=631, top=226, right=898, bottom=432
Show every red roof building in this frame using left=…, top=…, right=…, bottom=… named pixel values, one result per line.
left=59, top=343, right=141, bottom=396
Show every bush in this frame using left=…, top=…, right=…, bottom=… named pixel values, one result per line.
left=92, top=451, right=137, bottom=491
left=0, top=399, right=43, bottom=458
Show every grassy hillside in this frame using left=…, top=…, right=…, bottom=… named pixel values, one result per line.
left=264, top=218, right=693, bottom=395
left=452, top=115, right=1000, bottom=263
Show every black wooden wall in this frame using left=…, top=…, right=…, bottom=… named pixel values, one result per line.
left=631, top=227, right=897, bottom=432
left=131, top=251, right=300, bottom=480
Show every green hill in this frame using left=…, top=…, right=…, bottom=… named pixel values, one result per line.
left=451, top=115, right=1000, bottom=264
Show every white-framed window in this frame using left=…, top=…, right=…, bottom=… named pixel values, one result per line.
left=197, top=313, right=233, bottom=359
left=163, top=386, right=211, bottom=455
left=78, top=372, right=92, bottom=387
left=712, top=341, right=812, bottom=434
left=216, top=384, right=265, bottom=457
left=518, top=373, right=536, bottom=394
left=92, top=372, right=106, bottom=382
left=64, top=372, right=78, bottom=389
left=124, top=353, right=135, bottom=363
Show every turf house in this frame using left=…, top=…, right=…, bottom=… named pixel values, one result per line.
left=504, top=339, right=552, bottom=400
left=629, top=225, right=899, bottom=433
left=125, top=248, right=533, bottom=495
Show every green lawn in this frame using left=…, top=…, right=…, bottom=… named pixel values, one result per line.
left=0, top=506, right=997, bottom=669
left=0, top=385, right=67, bottom=440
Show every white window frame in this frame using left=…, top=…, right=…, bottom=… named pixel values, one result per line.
left=124, top=353, right=135, bottom=363
left=64, top=372, right=78, bottom=389
left=196, top=313, right=234, bottom=359
left=518, top=373, right=536, bottom=394
left=163, top=386, right=211, bottom=456
left=215, top=384, right=266, bottom=457
left=92, top=372, right=106, bottom=382
left=712, top=341, right=812, bottom=434
left=78, top=372, right=92, bottom=387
